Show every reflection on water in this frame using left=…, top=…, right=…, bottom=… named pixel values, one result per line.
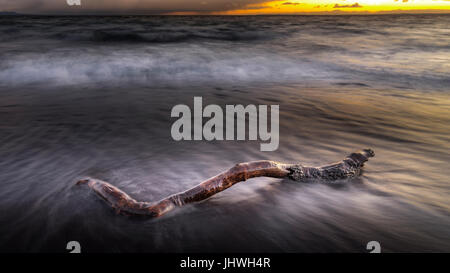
left=0, top=84, right=449, bottom=252
left=0, top=15, right=449, bottom=252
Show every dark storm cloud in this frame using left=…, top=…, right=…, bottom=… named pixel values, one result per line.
left=333, top=3, right=363, bottom=8
left=0, top=0, right=271, bottom=14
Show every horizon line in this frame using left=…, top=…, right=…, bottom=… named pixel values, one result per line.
left=2, top=11, right=450, bottom=16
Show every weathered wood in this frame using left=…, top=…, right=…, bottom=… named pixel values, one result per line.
left=76, top=149, right=374, bottom=218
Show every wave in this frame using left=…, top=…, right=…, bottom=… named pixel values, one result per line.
left=47, top=28, right=280, bottom=43
left=1, top=46, right=449, bottom=90
left=0, top=15, right=449, bottom=90
left=0, top=48, right=334, bottom=86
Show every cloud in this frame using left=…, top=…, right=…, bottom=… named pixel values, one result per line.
left=0, top=0, right=272, bottom=14
left=333, top=3, right=363, bottom=8
left=282, top=2, right=301, bottom=5
left=240, top=5, right=268, bottom=10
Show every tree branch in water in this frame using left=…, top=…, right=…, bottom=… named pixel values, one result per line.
left=76, top=149, right=374, bottom=218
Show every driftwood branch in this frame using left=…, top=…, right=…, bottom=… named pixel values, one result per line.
left=76, top=149, right=374, bottom=218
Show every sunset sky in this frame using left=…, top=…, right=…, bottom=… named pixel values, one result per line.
left=1, top=0, right=449, bottom=14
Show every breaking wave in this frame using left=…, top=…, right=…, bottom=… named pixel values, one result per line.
left=0, top=14, right=449, bottom=89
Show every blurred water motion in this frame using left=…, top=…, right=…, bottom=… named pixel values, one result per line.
left=0, top=14, right=449, bottom=252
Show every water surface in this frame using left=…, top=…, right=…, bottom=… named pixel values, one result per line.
left=0, top=15, right=449, bottom=252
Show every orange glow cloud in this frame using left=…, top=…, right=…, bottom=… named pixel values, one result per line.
left=202, top=0, right=450, bottom=15
left=2, top=0, right=447, bottom=14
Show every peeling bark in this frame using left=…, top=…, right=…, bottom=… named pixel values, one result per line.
left=76, top=149, right=374, bottom=218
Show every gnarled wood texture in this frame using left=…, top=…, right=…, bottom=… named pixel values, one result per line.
left=76, top=149, right=374, bottom=218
